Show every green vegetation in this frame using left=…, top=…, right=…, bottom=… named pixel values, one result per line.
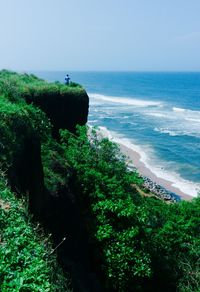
left=0, top=69, right=89, bottom=139
left=61, top=126, right=200, bottom=292
left=0, top=69, right=81, bottom=100
left=0, top=70, right=85, bottom=112
left=41, top=138, right=71, bottom=195
left=0, top=175, right=70, bottom=291
left=0, top=70, right=73, bottom=291
left=0, top=95, right=50, bottom=170
left=0, top=70, right=199, bottom=291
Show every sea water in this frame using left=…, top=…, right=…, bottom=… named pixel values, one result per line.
left=34, top=71, right=200, bottom=197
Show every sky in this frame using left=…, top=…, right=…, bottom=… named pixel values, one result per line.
left=0, top=0, right=200, bottom=71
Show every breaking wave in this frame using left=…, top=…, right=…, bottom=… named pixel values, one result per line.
left=89, top=93, right=162, bottom=107
left=173, top=107, right=200, bottom=115
left=154, top=127, right=200, bottom=138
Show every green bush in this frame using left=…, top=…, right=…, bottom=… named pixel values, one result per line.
left=60, top=126, right=152, bottom=290
left=0, top=175, right=71, bottom=292
left=0, top=71, right=74, bottom=291
left=60, top=125, right=200, bottom=292
left=41, top=138, right=71, bottom=194
left=0, top=70, right=83, bottom=106
left=0, top=96, right=51, bottom=170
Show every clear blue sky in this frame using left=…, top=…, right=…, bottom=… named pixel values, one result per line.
left=0, top=0, right=200, bottom=71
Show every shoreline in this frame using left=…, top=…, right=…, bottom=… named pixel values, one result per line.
left=119, top=143, right=193, bottom=201
left=95, top=125, right=197, bottom=201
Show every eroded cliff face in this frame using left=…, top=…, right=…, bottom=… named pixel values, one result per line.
left=0, top=98, right=46, bottom=217
left=8, top=130, right=45, bottom=216
left=24, top=86, right=89, bottom=139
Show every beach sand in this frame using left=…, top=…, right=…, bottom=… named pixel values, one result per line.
left=119, top=143, right=193, bottom=201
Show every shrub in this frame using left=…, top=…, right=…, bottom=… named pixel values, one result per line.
left=60, top=125, right=200, bottom=291
left=60, top=126, right=152, bottom=291
left=0, top=96, right=51, bottom=170
left=0, top=175, right=71, bottom=292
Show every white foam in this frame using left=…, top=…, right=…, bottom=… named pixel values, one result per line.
left=154, top=127, right=200, bottom=138
left=97, top=126, right=200, bottom=197
left=98, top=126, right=114, bottom=140
left=173, top=107, right=186, bottom=112
left=154, top=127, right=178, bottom=136
left=89, top=93, right=162, bottom=107
left=148, top=105, right=200, bottom=138
left=147, top=113, right=168, bottom=118
left=89, top=94, right=200, bottom=139
left=173, top=107, right=200, bottom=115
left=185, top=117, right=200, bottom=123
left=88, top=120, right=98, bottom=124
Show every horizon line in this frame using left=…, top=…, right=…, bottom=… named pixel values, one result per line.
left=30, top=70, right=200, bottom=73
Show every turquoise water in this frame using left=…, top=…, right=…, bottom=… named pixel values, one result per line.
left=34, top=71, right=200, bottom=196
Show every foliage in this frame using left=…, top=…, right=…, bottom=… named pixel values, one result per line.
left=61, top=125, right=200, bottom=292
left=61, top=126, right=150, bottom=290
left=0, top=69, right=83, bottom=105
left=140, top=196, right=200, bottom=292
left=0, top=175, right=71, bottom=292
left=0, top=70, right=74, bottom=291
left=41, top=138, right=71, bottom=194
left=0, top=95, right=51, bottom=170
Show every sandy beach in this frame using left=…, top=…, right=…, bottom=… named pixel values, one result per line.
left=119, top=143, right=193, bottom=201
left=97, top=126, right=196, bottom=201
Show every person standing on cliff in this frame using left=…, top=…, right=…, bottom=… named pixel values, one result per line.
left=64, top=74, right=70, bottom=85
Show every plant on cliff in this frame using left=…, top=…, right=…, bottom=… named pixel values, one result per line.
left=0, top=96, right=51, bottom=172
left=60, top=126, right=152, bottom=290
left=41, top=138, right=71, bottom=194
left=0, top=175, right=71, bottom=292
left=0, top=71, right=74, bottom=291
left=0, top=70, right=90, bottom=291
left=60, top=125, right=200, bottom=292
left=0, top=70, right=89, bottom=139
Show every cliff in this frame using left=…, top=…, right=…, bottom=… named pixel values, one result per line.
left=24, top=84, right=88, bottom=139
left=0, top=70, right=98, bottom=291
left=0, top=70, right=89, bottom=138
left=0, top=70, right=89, bottom=213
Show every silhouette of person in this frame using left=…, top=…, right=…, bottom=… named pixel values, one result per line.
left=64, top=74, right=70, bottom=85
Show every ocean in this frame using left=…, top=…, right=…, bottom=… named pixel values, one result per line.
left=34, top=71, right=200, bottom=197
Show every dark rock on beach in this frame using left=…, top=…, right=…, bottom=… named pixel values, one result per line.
left=142, top=176, right=181, bottom=202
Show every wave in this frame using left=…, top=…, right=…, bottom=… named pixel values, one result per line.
left=185, top=117, right=200, bottom=123
left=89, top=93, right=162, bottom=107
left=88, top=120, right=98, bottom=124
left=97, top=126, right=200, bottom=197
left=173, top=107, right=200, bottom=115
left=173, top=107, right=186, bottom=112
left=154, top=128, right=179, bottom=137
left=147, top=113, right=168, bottom=118
left=143, top=107, right=200, bottom=121
left=154, top=127, right=200, bottom=138
left=144, top=106, right=200, bottom=138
